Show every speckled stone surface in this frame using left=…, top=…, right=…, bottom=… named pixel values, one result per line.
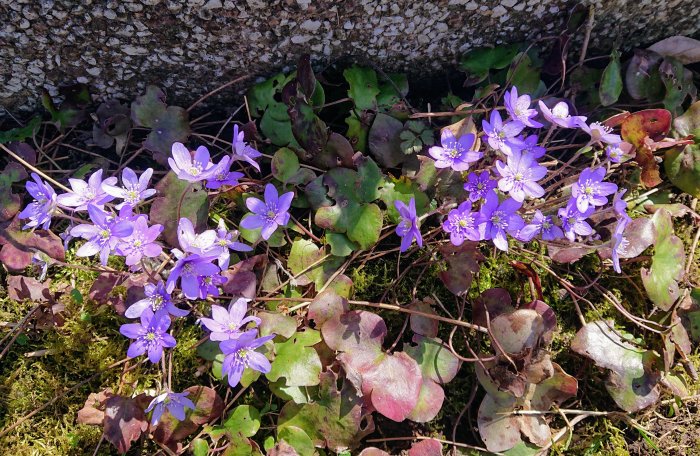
left=1, top=0, right=699, bottom=114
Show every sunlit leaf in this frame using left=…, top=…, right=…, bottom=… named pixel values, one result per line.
left=599, top=50, right=623, bottom=106
left=641, top=209, right=685, bottom=310
left=267, top=329, right=323, bottom=387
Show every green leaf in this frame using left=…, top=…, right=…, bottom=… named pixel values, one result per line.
left=507, top=53, right=541, bottom=94
left=368, top=113, right=405, bottom=168
left=599, top=50, right=623, bottom=106
left=272, top=147, right=300, bottom=183
left=665, top=144, right=700, bottom=199
left=149, top=172, right=209, bottom=248
left=0, top=117, right=41, bottom=144
left=278, top=426, right=316, bottom=455
left=192, top=438, right=209, bottom=456
left=326, top=232, right=357, bottom=257
left=343, top=66, right=380, bottom=111
left=345, top=203, right=383, bottom=250
left=459, top=44, right=521, bottom=85
left=267, top=330, right=322, bottom=387
left=223, top=405, right=261, bottom=438
left=377, top=73, right=408, bottom=108
left=641, top=209, right=686, bottom=310
left=345, top=111, right=370, bottom=153
left=131, top=85, right=167, bottom=127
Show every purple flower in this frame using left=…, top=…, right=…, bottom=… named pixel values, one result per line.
left=32, top=251, right=52, bottom=281
left=442, top=201, right=480, bottom=246
left=578, top=120, right=621, bottom=146
left=518, top=135, right=546, bottom=159
left=477, top=192, right=524, bottom=252
left=519, top=210, right=563, bottom=241
left=168, top=143, right=217, bottom=182
left=428, top=130, right=482, bottom=171
left=198, top=273, right=226, bottom=299
left=613, top=189, right=631, bottom=227
left=463, top=170, right=497, bottom=202
left=116, top=217, right=163, bottom=266
left=206, top=156, right=245, bottom=190
left=240, top=184, right=294, bottom=240
left=102, top=167, right=156, bottom=209
left=120, top=309, right=176, bottom=363
left=145, top=391, right=196, bottom=426
left=70, top=204, right=133, bottom=265
left=166, top=252, right=222, bottom=300
left=537, top=100, right=586, bottom=129
left=18, top=173, right=57, bottom=230
left=177, top=217, right=216, bottom=255
left=125, top=281, right=189, bottom=319
left=200, top=298, right=261, bottom=341
left=482, top=110, right=525, bottom=155
left=610, top=230, right=630, bottom=274
left=56, top=169, right=117, bottom=211
left=558, top=201, right=594, bottom=242
left=504, top=87, right=543, bottom=128
left=610, top=189, right=631, bottom=274
left=232, top=124, right=262, bottom=172
left=394, top=198, right=423, bottom=252
left=212, top=220, right=252, bottom=270
left=605, top=144, right=624, bottom=163
left=220, top=330, right=275, bottom=387
left=571, top=167, right=618, bottom=213
left=495, top=150, right=547, bottom=202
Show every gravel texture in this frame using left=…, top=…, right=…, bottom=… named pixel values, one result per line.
left=1, top=0, right=699, bottom=115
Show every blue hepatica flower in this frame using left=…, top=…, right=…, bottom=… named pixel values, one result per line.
left=428, top=129, right=482, bottom=171
left=482, top=110, right=525, bottom=156
left=71, top=204, right=133, bottom=265
left=495, top=150, right=547, bottom=203
left=220, top=329, right=275, bottom=388
left=537, top=100, right=586, bottom=129
left=558, top=200, right=595, bottom=242
left=115, top=216, right=163, bottom=267
left=231, top=124, right=262, bottom=172
left=504, top=86, right=543, bottom=128
left=478, top=192, right=524, bottom=252
left=463, top=170, right=497, bottom=202
left=125, top=281, right=189, bottom=319
left=56, top=169, right=117, bottom=211
left=442, top=201, right=480, bottom=246
left=571, top=167, right=618, bottom=213
left=169, top=143, right=217, bottom=182
left=166, top=251, right=222, bottom=300
left=578, top=120, right=622, bottom=146
left=120, top=308, right=176, bottom=363
left=394, top=198, right=423, bottom=252
left=145, top=390, right=196, bottom=426
left=102, top=167, right=156, bottom=209
left=240, top=183, right=294, bottom=240
left=211, top=219, right=252, bottom=270
left=200, top=297, right=261, bottom=341
left=206, top=155, right=245, bottom=190
left=18, top=173, right=57, bottom=230
left=519, top=210, right=564, bottom=242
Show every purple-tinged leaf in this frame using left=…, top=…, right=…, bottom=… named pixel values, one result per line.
left=547, top=242, right=596, bottom=264
left=408, top=439, right=443, bottom=456
left=0, top=215, right=65, bottom=272
left=153, top=386, right=224, bottom=447
left=322, top=309, right=386, bottom=354
left=473, top=288, right=514, bottom=327
left=408, top=299, right=439, bottom=338
left=7, top=275, right=52, bottom=302
left=438, top=242, right=483, bottom=295
left=103, top=394, right=150, bottom=454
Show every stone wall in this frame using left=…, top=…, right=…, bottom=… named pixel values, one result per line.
left=1, top=0, right=699, bottom=115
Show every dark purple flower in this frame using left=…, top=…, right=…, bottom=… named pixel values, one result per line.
left=463, top=170, right=497, bottom=202
left=125, top=281, right=189, bottom=319
left=442, top=201, right=480, bottom=246
left=571, top=167, right=618, bottom=212
left=578, top=120, right=621, bottom=146
left=200, top=298, right=261, bottom=341
left=232, top=124, right=262, bottom=172
left=518, top=135, right=546, bottom=159
left=220, top=329, right=275, bottom=387
left=240, top=184, right=294, bottom=240
left=537, top=100, right=585, bottom=129
left=145, top=391, right=196, bottom=426
left=519, top=210, right=564, bottom=241
left=504, top=87, right=543, bottom=128
left=495, top=150, right=547, bottom=202
left=605, top=144, right=624, bottom=163
left=70, top=204, right=133, bottom=265
left=116, top=217, right=163, bottom=266
left=102, top=167, right=156, bottom=209
left=119, top=308, right=176, bottom=363
left=428, top=130, right=482, bottom=171
left=166, top=252, right=222, bottom=300
left=394, top=198, right=423, bottom=252
left=206, top=156, right=245, bottom=190
left=168, top=143, right=217, bottom=182
left=177, top=217, right=216, bottom=255
left=477, top=192, right=524, bottom=252
left=212, top=219, right=252, bottom=270
left=198, top=273, right=226, bottom=299
left=56, top=169, right=117, bottom=211
left=18, top=173, right=57, bottom=230
left=482, top=110, right=525, bottom=155
left=558, top=200, right=594, bottom=242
